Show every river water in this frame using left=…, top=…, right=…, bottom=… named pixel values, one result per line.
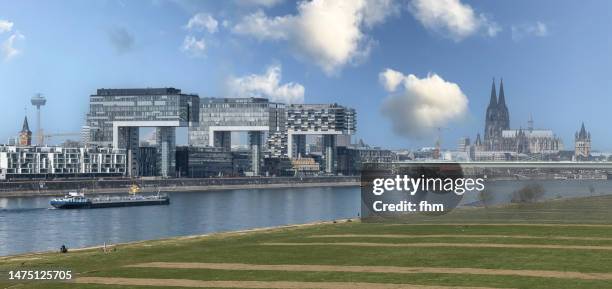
left=0, top=186, right=360, bottom=256
left=2, top=179, right=611, bottom=256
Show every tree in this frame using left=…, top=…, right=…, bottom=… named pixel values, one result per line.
left=511, top=183, right=545, bottom=203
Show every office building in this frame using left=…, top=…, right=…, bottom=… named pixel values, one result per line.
left=176, top=146, right=234, bottom=178
left=189, top=97, right=285, bottom=175
left=263, top=157, right=293, bottom=177
left=337, top=146, right=397, bottom=176
left=286, top=103, right=356, bottom=173
left=84, top=88, right=199, bottom=177
left=231, top=150, right=252, bottom=176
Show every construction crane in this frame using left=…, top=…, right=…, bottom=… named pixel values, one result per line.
left=430, top=127, right=449, bottom=160
left=43, top=132, right=81, bottom=144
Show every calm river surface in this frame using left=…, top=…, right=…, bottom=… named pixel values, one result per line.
left=2, top=179, right=610, bottom=256
left=0, top=186, right=360, bottom=256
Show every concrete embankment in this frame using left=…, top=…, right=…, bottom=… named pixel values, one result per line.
left=0, top=176, right=360, bottom=197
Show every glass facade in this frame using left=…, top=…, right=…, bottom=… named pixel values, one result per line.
left=86, top=88, right=199, bottom=146
left=85, top=88, right=199, bottom=177
left=189, top=100, right=356, bottom=163
left=188, top=97, right=285, bottom=147
left=188, top=97, right=286, bottom=176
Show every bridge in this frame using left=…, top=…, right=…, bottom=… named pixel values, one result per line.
left=369, top=161, right=612, bottom=169
left=363, top=161, right=612, bottom=179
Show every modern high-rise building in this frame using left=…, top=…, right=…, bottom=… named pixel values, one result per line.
left=286, top=103, right=356, bottom=173
left=188, top=97, right=285, bottom=175
left=188, top=98, right=356, bottom=175
left=84, top=88, right=199, bottom=177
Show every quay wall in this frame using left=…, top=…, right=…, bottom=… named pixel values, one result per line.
left=0, top=176, right=360, bottom=197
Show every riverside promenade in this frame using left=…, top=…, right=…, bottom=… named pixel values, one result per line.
left=0, top=176, right=360, bottom=197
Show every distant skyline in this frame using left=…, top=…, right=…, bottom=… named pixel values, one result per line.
left=1, top=0, right=611, bottom=150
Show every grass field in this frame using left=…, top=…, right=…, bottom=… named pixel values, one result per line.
left=2, top=195, right=612, bottom=289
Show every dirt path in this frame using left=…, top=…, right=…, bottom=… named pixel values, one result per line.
left=309, top=234, right=612, bottom=241
left=74, top=277, right=509, bottom=289
left=127, top=262, right=612, bottom=281
left=261, top=242, right=612, bottom=251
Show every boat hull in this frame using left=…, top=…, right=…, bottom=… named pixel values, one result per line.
left=50, top=198, right=169, bottom=209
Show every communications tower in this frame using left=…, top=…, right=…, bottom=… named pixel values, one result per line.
left=30, top=93, right=47, bottom=146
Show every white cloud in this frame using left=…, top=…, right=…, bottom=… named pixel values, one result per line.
left=0, top=20, right=14, bottom=33
left=227, top=65, right=305, bottom=104
left=362, top=0, right=401, bottom=27
left=232, top=10, right=291, bottom=40
left=232, top=0, right=398, bottom=75
left=511, top=21, right=548, bottom=41
left=379, top=68, right=405, bottom=92
left=186, top=13, right=219, bottom=33
left=235, top=0, right=285, bottom=7
left=2, top=31, right=25, bottom=61
left=181, top=35, right=206, bottom=57
left=408, top=0, right=500, bottom=41
left=379, top=68, right=469, bottom=138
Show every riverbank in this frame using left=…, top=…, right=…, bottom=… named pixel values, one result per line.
left=0, top=219, right=349, bottom=260
left=2, top=195, right=612, bottom=289
left=0, top=176, right=360, bottom=197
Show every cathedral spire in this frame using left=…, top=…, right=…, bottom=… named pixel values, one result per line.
left=489, top=78, right=497, bottom=106
left=21, top=116, right=31, bottom=133
left=578, top=122, right=587, bottom=139
left=19, top=115, right=32, bottom=146
left=498, top=78, right=506, bottom=108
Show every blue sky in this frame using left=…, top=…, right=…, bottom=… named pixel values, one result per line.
left=0, top=0, right=611, bottom=150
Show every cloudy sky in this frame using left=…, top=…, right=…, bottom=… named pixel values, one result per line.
left=1, top=0, right=611, bottom=150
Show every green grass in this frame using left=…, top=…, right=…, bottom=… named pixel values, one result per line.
left=2, top=195, right=612, bottom=289
left=365, top=194, right=612, bottom=224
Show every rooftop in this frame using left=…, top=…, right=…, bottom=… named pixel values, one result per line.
left=95, top=88, right=183, bottom=96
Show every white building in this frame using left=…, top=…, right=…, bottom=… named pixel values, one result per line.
left=0, top=146, right=126, bottom=179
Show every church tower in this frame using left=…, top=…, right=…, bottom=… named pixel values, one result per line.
left=484, top=79, right=498, bottom=142
left=484, top=78, right=510, bottom=151
left=497, top=79, right=510, bottom=130
left=19, top=116, right=32, bottom=146
left=574, top=122, right=591, bottom=160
